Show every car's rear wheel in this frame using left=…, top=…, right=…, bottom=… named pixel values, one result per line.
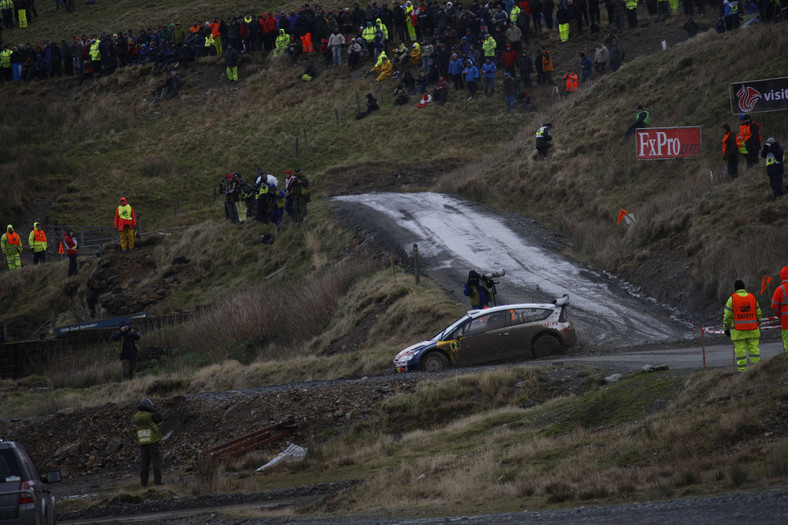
left=421, top=351, right=449, bottom=372
left=532, top=334, right=562, bottom=358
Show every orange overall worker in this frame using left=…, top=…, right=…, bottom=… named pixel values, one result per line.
left=115, top=197, right=137, bottom=251
left=1, top=224, right=22, bottom=270
left=771, top=266, right=788, bottom=352
left=723, top=279, right=761, bottom=372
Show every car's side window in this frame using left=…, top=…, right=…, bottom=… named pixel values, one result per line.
left=462, top=319, right=482, bottom=336
left=464, top=313, right=506, bottom=335
left=0, top=449, right=22, bottom=480
left=509, top=308, right=552, bottom=325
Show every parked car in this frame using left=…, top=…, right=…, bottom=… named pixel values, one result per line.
left=0, top=440, right=61, bottom=525
left=394, top=296, right=577, bottom=372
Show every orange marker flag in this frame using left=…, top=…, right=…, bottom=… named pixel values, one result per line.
left=617, top=209, right=629, bottom=224
left=58, top=242, right=65, bottom=255
left=761, top=275, right=772, bottom=295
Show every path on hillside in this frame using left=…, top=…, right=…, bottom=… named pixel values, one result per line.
left=332, top=192, right=693, bottom=351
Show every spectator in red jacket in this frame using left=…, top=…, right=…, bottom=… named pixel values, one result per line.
left=64, top=229, right=78, bottom=277
left=500, top=43, right=519, bottom=76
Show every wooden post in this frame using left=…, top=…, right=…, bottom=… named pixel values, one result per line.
left=701, top=328, right=706, bottom=369
left=413, top=244, right=420, bottom=284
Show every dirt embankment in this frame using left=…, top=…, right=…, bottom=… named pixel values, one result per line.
left=0, top=376, right=421, bottom=483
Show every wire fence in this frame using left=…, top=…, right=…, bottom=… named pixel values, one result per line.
left=0, top=311, right=196, bottom=379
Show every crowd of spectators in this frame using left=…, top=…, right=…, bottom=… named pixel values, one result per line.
left=0, top=0, right=783, bottom=100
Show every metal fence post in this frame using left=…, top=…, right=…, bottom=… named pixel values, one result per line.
left=413, top=244, right=420, bottom=284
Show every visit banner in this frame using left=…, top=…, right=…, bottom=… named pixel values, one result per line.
left=636, top=127, right=702, bottom=160
left=730, top=76, right=788, bottom=114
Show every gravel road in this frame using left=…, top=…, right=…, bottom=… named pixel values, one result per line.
left=62, top=487, right=788, bottom=524
left=331, top=193, right=694, bottom=350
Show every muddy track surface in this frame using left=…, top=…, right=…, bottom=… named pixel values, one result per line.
left=331, top=192, right=695, bottom=351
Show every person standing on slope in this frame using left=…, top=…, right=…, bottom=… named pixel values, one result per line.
left=28, top=221, right=47, bottom=265
left=534, top=122, right=553, bottom=160
left=115, top=197, right=137, bottom=251
left=64, top=228, right=78, bottom=277
left=761, top=137, right=784, bottom=199
left=771, top=266, right=788, bottom=352
left=1, top=225, right=22, bottom=270
left=133, top=397, right=164, bottom=487
left=723, top=280, right=761, bottom=373
left=722, top=124, right=739, bottom=179
left=464, top=270, right=491, bottom=310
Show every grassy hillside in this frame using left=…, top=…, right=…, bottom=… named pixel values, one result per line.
left=1, top=8, right=787, bottom=333
left=2, top=10, right=786, bottom=330
left=310, top=355, right=788, bottom=516
left=439, top=26, right=788, bottom=316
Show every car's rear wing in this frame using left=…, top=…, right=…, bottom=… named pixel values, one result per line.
left=553, top=294, right=569, bottom=307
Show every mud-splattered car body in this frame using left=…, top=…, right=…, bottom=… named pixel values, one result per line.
left=394, top=296, right=576, bottom=372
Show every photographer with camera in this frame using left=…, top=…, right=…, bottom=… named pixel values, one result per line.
left=464, top=270, right=492, bottom=310
left=112, top=321, right=141, bottom=380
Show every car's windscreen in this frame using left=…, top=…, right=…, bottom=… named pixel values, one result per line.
left=435, top=315, right=471, bottom=340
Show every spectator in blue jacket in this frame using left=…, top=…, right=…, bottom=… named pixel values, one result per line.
left=448, top=52, right=464, bottom=90
left=462, top=59, right=480, bottom=100
left=579, top=52, right=592, bottom=82
left=481, top=56, right=497, bottom=96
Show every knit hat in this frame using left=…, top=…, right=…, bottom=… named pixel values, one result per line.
left=734, top=280, right=745, bottom=291
left=766, top=137, right=775, bottom=145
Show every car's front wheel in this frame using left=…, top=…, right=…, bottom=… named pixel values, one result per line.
left=421, top=351, right=449, bottom=372
left=532, top=334, right=562, bottom=358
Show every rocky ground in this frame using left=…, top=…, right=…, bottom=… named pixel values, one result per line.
left=0, top=365, right=597, bottom=521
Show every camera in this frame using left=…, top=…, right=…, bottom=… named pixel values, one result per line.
left=483, top=269, right=505, bottom=280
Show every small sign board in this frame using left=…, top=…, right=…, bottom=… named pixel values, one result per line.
left=636, top=127, right=702, bottom=160
left=730, top=76, right=788, bottom=114
left=54, top=313, right=149, bottom=337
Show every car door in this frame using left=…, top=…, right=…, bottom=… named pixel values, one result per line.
left=454, top=312, right=512, bottom=366
left=507, top=308, right=554, bottom=359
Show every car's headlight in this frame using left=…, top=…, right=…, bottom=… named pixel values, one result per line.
left=395, top=350, right=415, bottom=363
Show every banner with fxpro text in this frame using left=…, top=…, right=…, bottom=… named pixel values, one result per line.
left=730, top=77, right=788, bottom=114
left=636, top=127, right=702, bottom=160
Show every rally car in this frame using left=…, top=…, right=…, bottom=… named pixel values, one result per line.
left=393, top=296, right=577, bottom=372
